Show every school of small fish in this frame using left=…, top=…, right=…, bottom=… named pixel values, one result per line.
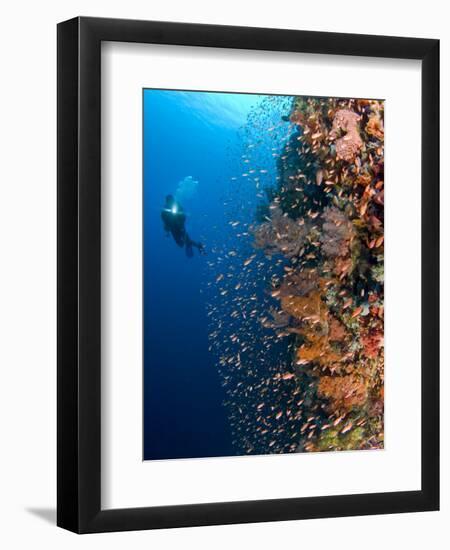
left=205, top=95, right=384, bottom=456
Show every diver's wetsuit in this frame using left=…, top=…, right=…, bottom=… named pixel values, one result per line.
left=161, top=197, right=204, bottom=257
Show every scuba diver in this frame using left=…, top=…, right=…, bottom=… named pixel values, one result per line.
left=161, top=195, right=205, bottom=257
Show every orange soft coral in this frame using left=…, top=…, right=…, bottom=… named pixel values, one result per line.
left=317, top=374, right=368, bottom=412
left=355, top=173, right=372, bottom=187
left=296, top=333, right=342, bottom=366
left=366, top=113, right=384, bottom=140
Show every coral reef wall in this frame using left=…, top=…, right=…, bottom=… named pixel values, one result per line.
left=251, top=96, right=385, bottom=452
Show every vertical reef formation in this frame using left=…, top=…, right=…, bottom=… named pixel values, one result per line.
left=251, top=96, right=384, bottom=452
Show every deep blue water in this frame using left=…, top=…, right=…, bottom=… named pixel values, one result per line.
left=143, top=89, right=291, bottom=460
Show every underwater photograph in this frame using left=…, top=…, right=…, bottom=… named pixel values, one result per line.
left=143, top=89, right=384, bottom=461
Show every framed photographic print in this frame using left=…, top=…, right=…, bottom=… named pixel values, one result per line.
left=57, top=17, right=439, bottom=533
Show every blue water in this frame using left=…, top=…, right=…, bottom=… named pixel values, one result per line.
left=143, top=89, right=292, bottom=460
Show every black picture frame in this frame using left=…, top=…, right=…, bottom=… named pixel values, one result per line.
left=57, top=16, right=439, bottom=533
